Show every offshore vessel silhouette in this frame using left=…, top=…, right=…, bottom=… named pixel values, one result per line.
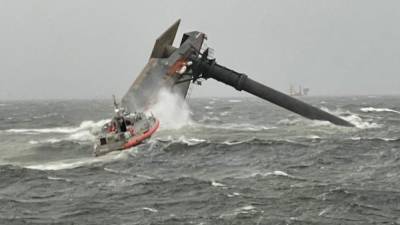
left=121, top=20, right=353, bottom=127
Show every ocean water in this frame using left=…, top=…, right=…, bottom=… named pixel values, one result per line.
left=1, top=96, right=400, bottom=224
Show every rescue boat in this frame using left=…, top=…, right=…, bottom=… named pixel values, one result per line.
left=94, top=111, right=159, bottom=156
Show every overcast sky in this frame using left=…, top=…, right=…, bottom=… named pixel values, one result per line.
left=1, top=0, right=399, bottom=100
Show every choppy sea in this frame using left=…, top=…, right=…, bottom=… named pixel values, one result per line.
left=1, top=96, right=400, bottom=224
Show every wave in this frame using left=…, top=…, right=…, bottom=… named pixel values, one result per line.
left=220, top=205, right=257, bottom=218
left=306, top=135, right=321, bottom=139
left=6, top=119, right=109, bottom=134
left=313, top=107, right=381, bottom=129
left=219, top=111, right=230, bottom=116
left=234, top=170, right=307, bottom=181
left=360, top=107, right=400, bottom=114
left=29, top=138, right=62, bottom=144
left=142, top=207, right=158, bottom=213
left=277, top=118, right=305, bottom=126
left=222, top=137, right=285, bottom=146
left=341, top=114, right=381, bottom=129
left=277, top=117, right=336, bottom=128
left=47, top=176, right=71, bottom=182
left=348, top=137, right=399, bottom=142
left=7, top=127, right=79, bottom=134
left=158, top=137, right=307, bottom=152
left=234, top=205, right=256, bottom=214
left=26, top=159, right=96, bottom=170
left=23, top=120, right=105, bottom=145
left=227, top=192, right=241, bottom=197
left=146, top=88, right=192, bottom=130
left=157, top=136, right=207, bottom=146
left=25, top=149, right=129, bottom=171
left=32, top=113, right=59, bottom=119
left=198, top=123, right=276, bottom=131
left=198, top=116, right=221, bottom=123
left=228, top=99, right=242, bottom=103
left=222, top=136, right=322, bottom=147
left=28, top=130, right=95, bottom=145
left=67, top=130, right=95, bottom=142
left=211, top=180, right=226, bottom=187
left=250, top=170, right=291, bottom=178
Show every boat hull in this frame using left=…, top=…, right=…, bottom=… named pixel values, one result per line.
left=94, top=116, right=159, bottom=157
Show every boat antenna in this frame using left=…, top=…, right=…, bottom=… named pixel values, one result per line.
left=112, top=95, right=119, bottom=110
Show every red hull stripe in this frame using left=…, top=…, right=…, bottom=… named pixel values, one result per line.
left=122, top=119, right=160, bottom=149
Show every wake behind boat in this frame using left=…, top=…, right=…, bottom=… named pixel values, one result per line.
left=93, top=97, right=159, bottom=157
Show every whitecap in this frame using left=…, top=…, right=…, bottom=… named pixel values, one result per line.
left=222, top=140, right=246, bottom=146
left=220, top=111, right=229, bottom=116
left=157, top=136, right=207, bottom=146
left=240, top=205, right=256, bottom=211
left=220, top=205, right=257, bottom=218
left=27, top=130, right=94, bottom=145
left=7, top=128, right=77, bottom=134
left=142, top=207, right=158, bottom=213
left=200, top=123, right=275, bottom=131
left=307, top=135, right=321, bottom=139
left=104, top=167, right=121, bottom=174
left=211, top=180, right=225, bottom=187
left=136, top=174, right=155, bottom=180
left=381, top=137, right=398, bottom=141
left=199, top=116, right=220, bottom=122
left=319, top=207, right=330, bottom=216
left=348, top=137, right=398, bottom=142
left=28, top=162, right=83, bottom=170
left=67, top=130, right=95, bottom=142
left=47, top=176, right=71, bottom=182
left=350, top=137, right=361, bottom=141
left=26, top=152, right=125, bottom=171
left=277, top=118, right=303, bottom=126
left=265, top=171, right=289, bottom=177
left=178, top=136, right=207, bottom=145
left=146, top=88, right=192, bottom=130
left=45, top=138, right=63, bottom=143
left=28, top=140, right=39, bottom=145
left=360, top=107, right=400, bottom=114
left=318, top=107, right=381, bottom=129
left=228, top=99, right=242, bottom=103
left=6, top=119, right=109, bottom=134
left=227, top=192, right=241, bottom=197
left=341, top=114, right=381, bottom=129
left=245, top=170, right=291, bottom=178
left=28, top=138, right=62, bottom=144
left=27, top=160, right=93, bottom=170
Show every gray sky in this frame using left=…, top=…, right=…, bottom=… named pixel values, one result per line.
left=1, top=0, right=399, bottom=100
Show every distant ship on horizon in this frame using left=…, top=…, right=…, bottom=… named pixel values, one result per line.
left=289, top=85, right=310, bottom=97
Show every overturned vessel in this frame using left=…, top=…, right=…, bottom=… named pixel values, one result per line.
left=94, top=99, right=159, bottom=157
left=121, top=20, right=354, bottom=127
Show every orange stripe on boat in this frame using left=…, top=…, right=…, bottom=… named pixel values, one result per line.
left=123, top=119, right=160, bottom=149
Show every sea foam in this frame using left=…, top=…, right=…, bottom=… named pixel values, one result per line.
left=360, top=107, right=400, bottom=114
left=7, top=119, right=109, bottom=134
left=147, top=89, right=192, bottom=130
